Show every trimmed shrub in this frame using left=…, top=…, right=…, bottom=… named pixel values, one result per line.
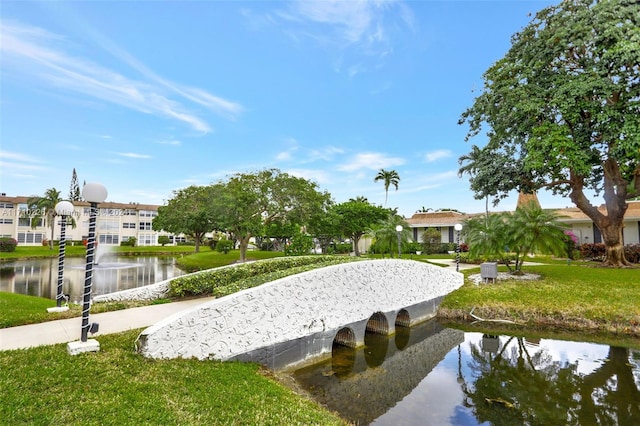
left=120, top=237, right=137, bottom=247
left=158, top=236, right=171, bottom=246
left=169, top=255, right=360, bottom=297
left=216, top=239, right=233, bottom=254
left=579, top=243, right=606, bottom=261
left=624, top=244, right=640, bottom=264
left=284, top=233, right=314, bottom=256
left=0, top=237, right=18, bottom=252
left=328, top=243, right=352, bottom=254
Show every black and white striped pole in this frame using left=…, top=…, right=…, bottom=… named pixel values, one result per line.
left=47, top=200, right=74, bottom=313
left=68, top=182, right=107, bottom=355
left=454, top=223, right=463, bottom=272
left=395, top=225, right=403, bottom=259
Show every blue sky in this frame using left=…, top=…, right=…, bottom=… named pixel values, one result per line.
left=1, top=0, right=580, bottom=217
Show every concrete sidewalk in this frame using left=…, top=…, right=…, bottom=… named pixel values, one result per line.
left=0, top=297, right=215, bottom=351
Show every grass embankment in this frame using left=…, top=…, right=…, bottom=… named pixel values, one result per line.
left=0, top=330, right=346, bottom=425
left=0, top=244, right=197, bottom=261
left=439, top=262, right=640, bottom=339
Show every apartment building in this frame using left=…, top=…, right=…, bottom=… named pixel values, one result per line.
left=0, top=195, right=178, bottom=246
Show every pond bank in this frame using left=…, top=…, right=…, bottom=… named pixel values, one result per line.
left=437, top=263, right=640, bottom=346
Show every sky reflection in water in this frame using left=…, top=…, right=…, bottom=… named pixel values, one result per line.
left=293, top=321, right=640, bottom=426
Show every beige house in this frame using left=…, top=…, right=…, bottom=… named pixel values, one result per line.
left=0, top=195, right=177, bottom=247
left=404, top=195, right=640, bottom=247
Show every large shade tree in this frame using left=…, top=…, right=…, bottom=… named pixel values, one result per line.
left=212, top=169, right=332, bottom=262
left=332, top=198, right=391, bottom=256
left=153, top=185, right=218, bottom=252
left=459, top=0, right=640, bottom=266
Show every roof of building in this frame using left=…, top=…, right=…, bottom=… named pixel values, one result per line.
left=406, top=200, right=640, bottom=226
left=0, top=195, right=160, bottom=211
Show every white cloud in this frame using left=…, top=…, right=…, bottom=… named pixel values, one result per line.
left=307, top=145, right=345, bottom=162
left=117, top=152, right=153, bottom=159
left=262, top=0, right=413, bottom=73
left=424, top=149, right=453, bottom=163
left=156, top=139, right=182, bottom=146
left=0, top=20, right=243, bottom=133
left=276, top=151, right=293, bottom=161
left=286, top=168, right=332, bottom=185
left=0, top=151, right=43, bottom=163
left=336, top=151, right=405, bottom=172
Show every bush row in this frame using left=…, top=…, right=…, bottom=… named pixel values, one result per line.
left=579, top=243, right=640, bottom=263
left=0, top=237, right=18, bottom=252
left=169, top=255, right=360, bottom=297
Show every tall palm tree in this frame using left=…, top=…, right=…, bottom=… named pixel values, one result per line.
left=374, top=169, right=400, bottom=206
left=28, top=188, right=62, bottom=249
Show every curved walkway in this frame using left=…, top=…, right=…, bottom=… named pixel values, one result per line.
left=0, top=297, right=215, bottom=351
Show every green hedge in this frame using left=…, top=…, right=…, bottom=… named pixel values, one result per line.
left=169, top=255, right=361, bottom=297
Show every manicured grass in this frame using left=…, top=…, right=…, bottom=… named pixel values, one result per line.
left=175, top=249, right=285, bottom=272
left=0, top=245, right=197, bottom=260
left=439, top=263, right=640, bottom=339
left=0, top=292, right=171, bottom=328
left=0, top=330, right=346, bottom=425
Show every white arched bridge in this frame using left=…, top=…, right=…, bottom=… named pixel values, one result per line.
left=135, top=259, right=463, bottom=369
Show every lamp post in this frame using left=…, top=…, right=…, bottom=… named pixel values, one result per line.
left=454, top=223, right=462, bottom=272
left=395, top=225, right=403, bottom=259
left=47, top=200, right=74, bottom=313
left=68, top=182, right=107, bottom=355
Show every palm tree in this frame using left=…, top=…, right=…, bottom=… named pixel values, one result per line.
left=28, top=188, right=62, bottom=249
left=458, top=144, right=489, bottom=221
left=368, top=215, right=410, bottom=258
left=374, top=169, right=400, bottom=206
left=463, top=202, right=567, bottom=274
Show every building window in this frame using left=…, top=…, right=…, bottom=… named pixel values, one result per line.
left=0, top=218, right=13, bottom=224
left=18, top=217, right=43, bottom=227
left=0, top=202, right=14, bottom=209
left=139, top=222, right=152, bottom=230
left=139, top=210, right=157, bottom=218
left=99, top=220, right=119, bottom=232
left=122, top=222, right=136, bottom=229
left=17, top=233, right=44, bottom=244
left=123, top=209, right=137, bottom=216
left=98, top=234, right=119, bottom=245
left=138, top=233, right=156, bottom=246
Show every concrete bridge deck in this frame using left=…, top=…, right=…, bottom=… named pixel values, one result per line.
left=136, top=259, right=463, bottom=368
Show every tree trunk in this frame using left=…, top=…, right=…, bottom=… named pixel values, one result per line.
left=194, top=232, right=202, bottom=253
left=569, top=164, right=630, bottom=267
left=598, top=221, right=631, bottom=267
left=239, top=236, right=250, bottom=262
left=352, top=235, right=361, bottom=256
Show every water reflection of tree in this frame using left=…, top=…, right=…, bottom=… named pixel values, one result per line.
left=461, top=337, right=640, bottom=425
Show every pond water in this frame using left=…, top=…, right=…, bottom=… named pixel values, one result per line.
left=0, top=255, right=185, bottom=302
left=292, top=319, right=640, bottom=425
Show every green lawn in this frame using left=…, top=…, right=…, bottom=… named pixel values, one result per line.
left=0, top=244, right=197, bottom=260
left=439, top=262, right=640, bottom=340
left=0, top=330, right=346, bottom=425
left=2, top=251, right=639, bottom=424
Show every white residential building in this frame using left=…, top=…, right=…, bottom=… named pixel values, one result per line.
left=0, top=195, right=179, bottom=246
